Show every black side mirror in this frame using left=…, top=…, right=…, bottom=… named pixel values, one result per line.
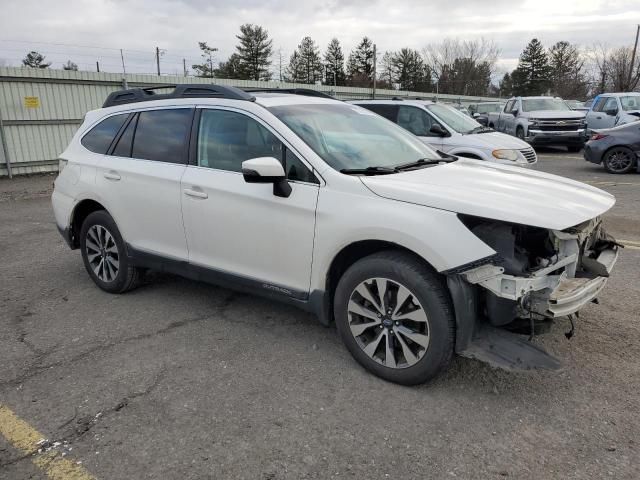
left=241, top=157, right=292, bottom=198
left=429, top=124, right=448, bottom=137
left=605, top=108, right=618, bottom=116
left=511, top=109, right=519, bottom=115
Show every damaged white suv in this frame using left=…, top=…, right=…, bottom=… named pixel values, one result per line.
left=52, top=85, right=619, bottom=385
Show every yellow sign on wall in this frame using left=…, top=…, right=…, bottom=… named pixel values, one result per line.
left=24, top=96, right=40, bottom=108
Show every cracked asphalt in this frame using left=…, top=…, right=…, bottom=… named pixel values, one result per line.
left=1, top=149, right=639, bottom=479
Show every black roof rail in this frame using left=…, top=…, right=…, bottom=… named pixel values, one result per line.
left=391, top=97, right=404, bottom=101
left=241, top=87, right=335, bottom=99
left=102, top=84, right=256, bottom=108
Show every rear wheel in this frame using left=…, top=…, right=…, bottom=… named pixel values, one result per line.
left=80, top=210, right=142, bottom=293
left=333, top=251, right=455, bottom=385
left=603, top=146, right=636, bottom=174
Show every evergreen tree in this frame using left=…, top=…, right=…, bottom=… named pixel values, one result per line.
left=499, top=72, right=514, bottom=97
left=391, top=48, right=431, bottom=92
left=289, top=37, right=323, bottom=84
left=285, top=51, right=302, bottom=83
left=235, top=24, right=273, bottom=81
left=347, top=37, right=375, bottom=86
left=512, top=38, right=552, bottom=95
left=192, top=42, right=218, bottom=78
left=548, top=41, right=588, bottom=99
left=323, top=38, right=346, bottom=86
left=22, top=51, right=51, bottom=69
left=215, top=53, right=242, bottom=79
left=62, top=60, right=78, bottom=71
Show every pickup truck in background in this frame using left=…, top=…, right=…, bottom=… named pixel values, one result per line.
left=488, top=96, right=587, bottom=152
left=584, top=92, right=640, bottom=133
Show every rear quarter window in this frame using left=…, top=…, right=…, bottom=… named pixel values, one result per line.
left=81, top=114, right=128, bottom=154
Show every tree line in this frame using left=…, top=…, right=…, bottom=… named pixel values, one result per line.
left=17, top=24, right=640, bottom=99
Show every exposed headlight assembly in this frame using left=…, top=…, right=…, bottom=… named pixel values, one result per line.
left=492, top=149, right=519, bottom=161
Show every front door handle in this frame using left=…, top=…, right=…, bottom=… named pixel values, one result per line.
left=183, top=188, right=208, bottom=199
left=103, top=171, right=121, bottom=181
left=596, top=116, right=602, bottom=119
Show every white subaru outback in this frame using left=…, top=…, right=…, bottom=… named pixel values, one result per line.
left=52, top=85, right=619, bottom=385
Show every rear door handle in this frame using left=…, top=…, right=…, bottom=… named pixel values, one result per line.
left=103, top=171, right=121, bottom=181
left=183, top=188, right=208, bottom=199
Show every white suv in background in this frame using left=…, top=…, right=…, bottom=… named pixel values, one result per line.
left=53, top=85, right=618, bottom=385
left=351, top=99, right=537, bottom=165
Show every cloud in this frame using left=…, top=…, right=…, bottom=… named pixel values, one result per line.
left=0, top=0, right=638, bottom=76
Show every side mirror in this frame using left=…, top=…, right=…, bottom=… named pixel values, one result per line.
left=472, top=112, right=480, bottom=118
left=241, top=157, right=292, bottom=198
left=605, top=108, right=618, bottom=116
left=511, top=109, right=519, bottom=116
left=429, top=124, right=449, bottom=137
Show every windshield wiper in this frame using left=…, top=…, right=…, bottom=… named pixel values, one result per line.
left=466, top=126, right=494, bottom=134
left=393, top=157, right=454, bottom=171
left=340, top=166, right=398, bottom=175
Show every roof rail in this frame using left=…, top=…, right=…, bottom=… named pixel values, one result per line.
left=391, top=97, right=404, bottom=101
left=102, top=84, right=256, bottom=108
left=242, top=87, right=335, bottom=99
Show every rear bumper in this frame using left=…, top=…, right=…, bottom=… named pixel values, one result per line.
left=526, top=129, right=586, bottom=146
left=583, top=144, right=602, bottom=164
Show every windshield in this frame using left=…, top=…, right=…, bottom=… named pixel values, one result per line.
left=620, top=96, right=640, bottom=111
left=426, top=103, right=482, bottom=134
left=476, top=103, right=503, bottom=114
left=521, top=98, right=571, bottom=112
left=268, top=103, right=441, bottom=171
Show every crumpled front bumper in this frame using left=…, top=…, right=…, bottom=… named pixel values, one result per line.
left=462, top=242, right=618, bottom=319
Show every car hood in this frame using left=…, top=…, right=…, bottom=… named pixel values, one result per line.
left=458, top=131, right=530, bottom=149
left=525, top=110, right=586, bottom=119
left=360, top=158, right=615, bottom=230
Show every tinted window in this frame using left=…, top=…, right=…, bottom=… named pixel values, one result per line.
left=111, top=115, right=137, bottom=157
left=132, top=109, right=192, bottom=163
left=360, top=104, right=399, bottom=122
left=81, top=114, right=128, bottom=154
left=397, top=106, right=434, bottom=136
left=592, top=97, right=607, bottom=112
left=504, top=100, right=515, bottom=113
left=602, top=97, right=618, bottom=113
left=197, top=109, right=317, bottom=183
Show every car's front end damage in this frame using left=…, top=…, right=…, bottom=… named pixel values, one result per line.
left=447, top=215, right=620, bottom=371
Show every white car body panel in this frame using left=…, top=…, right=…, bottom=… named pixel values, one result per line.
left=360, top=158, right=615, bottom=230
left=351, top=100, right=536, bottom=166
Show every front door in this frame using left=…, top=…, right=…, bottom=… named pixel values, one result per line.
left=180, top=107, right=320, bottom=297
left=396, top=106, right=443, bottom=152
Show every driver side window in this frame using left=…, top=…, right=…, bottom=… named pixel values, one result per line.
left=602, top=97, right=618, bottom=113
left=397, top=106, right=435, bottom=136
left=197, top=109, right=318, bottom=184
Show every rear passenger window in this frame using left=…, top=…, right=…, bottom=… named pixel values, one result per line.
left=81, top=114, right=128, bottom=154
left=111, top=115, right=137, bottom=157
left=359, top=104, right=399, bottom=122
left=132, top=109, right=192, bottom=163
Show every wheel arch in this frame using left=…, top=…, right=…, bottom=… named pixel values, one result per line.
left=310, top=240, right=441, bottom=326
left=69, top=198, right=109, bottom=248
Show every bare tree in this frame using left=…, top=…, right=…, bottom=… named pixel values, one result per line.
left=422, top=38, right=499, bottom=95
left=585, top=43, right=640, bottom=94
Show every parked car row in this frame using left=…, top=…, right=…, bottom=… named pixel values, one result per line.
left=52, top=84, right=619, bottom=385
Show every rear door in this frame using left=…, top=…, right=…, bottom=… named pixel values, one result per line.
left=94, top=108, right=192, bottom=260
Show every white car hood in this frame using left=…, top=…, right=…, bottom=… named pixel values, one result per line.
left=360, top=159, right=615, bottom=230
left=455, top=131, right=530, bottom=149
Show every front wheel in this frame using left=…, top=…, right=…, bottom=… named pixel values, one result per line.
left=603, top=147, right=636, bottom=174
left=333, top=251, right=455, bottom=385
left=516, top=126, right=525, bottom=141
left=80, top=210, right=142, bottom=293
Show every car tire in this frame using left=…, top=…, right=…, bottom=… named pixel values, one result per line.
left=516, top=126, right=525, bottom=141
left=79, top=210, right=142, bottom=293
left=603, top=146, right=636, bottom=174
left=333, top=251, right=455, bottom=385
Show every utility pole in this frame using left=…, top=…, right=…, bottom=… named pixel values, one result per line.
left=96, top=61, right=100, bottom=72
left=156, top=47, right=161, bottom=76
left=372, top=43, right=377, bottom=99
left=120, top=49, right=126, bottom=75
left=628, top=24, right=640, bottom=89
left=183, top=58, right=187, bottom=77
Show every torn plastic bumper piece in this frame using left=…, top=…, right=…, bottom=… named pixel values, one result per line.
left=458, top=325, right=562, bottom=371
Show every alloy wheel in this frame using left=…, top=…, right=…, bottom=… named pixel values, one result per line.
left=606, top=149, right=634, bottom=173
left=347, top=277, right=430, bottom=369
left=85, top=225, right=119, bottom=282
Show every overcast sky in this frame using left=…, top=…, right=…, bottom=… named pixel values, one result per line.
left=1, top=0, right=639, bottom=77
